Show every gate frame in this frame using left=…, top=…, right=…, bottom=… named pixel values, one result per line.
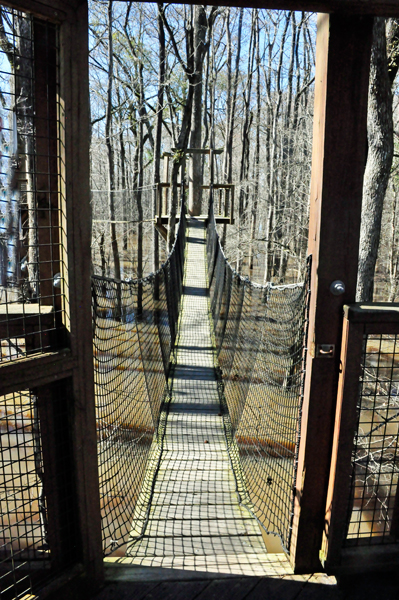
left=322, top=304, right=399, bottom=574
left=0, top=0, right=103, bottom=597
left=3, top=0, right=399, bottom=596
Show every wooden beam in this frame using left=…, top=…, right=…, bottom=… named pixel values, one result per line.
left=339, top=545, right=399, bottom=574
left=201, top=184, right=234, bottom=189
left=157, top=215, right=231, bottom=225
left=154, top=221, right=168, bottom=241
left=0, top=304, right=53, bottom=315
left=0, top=349, right=75, bottom=395
left=139, top=0, right=399, bottom=17
left=6, top=0, right=399, bottom=26
left=171, top=147, right=224, bottom=155
left=0, top=0, right=73, bottom=22
left=343, top=302, right=399, bottom=323
left=157, top=216, right=180, bottom=225
left=290, top=13, right=373, bottom=573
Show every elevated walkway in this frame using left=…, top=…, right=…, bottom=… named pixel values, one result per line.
left=111, top=218, right=289, bottom=576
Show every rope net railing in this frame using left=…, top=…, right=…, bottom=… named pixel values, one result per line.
left=91, top=189, right=186, bottom=556
left=206, top=200, right=310, bottom=552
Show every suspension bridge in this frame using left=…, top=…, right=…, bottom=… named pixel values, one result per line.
left=91, top=188, right=310, bottom=577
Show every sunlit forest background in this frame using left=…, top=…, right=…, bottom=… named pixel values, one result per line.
left=89, top=2, right=399, bottom=301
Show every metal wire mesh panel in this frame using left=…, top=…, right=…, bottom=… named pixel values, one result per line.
left=345, top=334, right=399, bottom=546
left=1, top=381, right=79, bottom=599
left=0, top=8, right=67, bottom=362
left=207, top=202, right=310, bottom=551
left=0, top=10, right=75, bottom=599
left=0, top=389, right=49, bottom=598
left=92, top=194, right=186, bottom=556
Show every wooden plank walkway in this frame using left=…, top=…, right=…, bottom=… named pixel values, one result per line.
left=118, top=218, right=279, bottom=576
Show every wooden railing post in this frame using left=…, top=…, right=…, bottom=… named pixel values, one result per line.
left=162, top=153, right=170, bottom=214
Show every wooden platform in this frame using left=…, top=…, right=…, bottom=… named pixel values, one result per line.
left=91, top=569, right=397, bottom=600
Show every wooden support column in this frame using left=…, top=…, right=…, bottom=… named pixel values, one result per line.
left=290, top=13, right=373, bottom=573
left=58, top=0, right=103, bottom=590
left=320, top=311, right=364, bottom=570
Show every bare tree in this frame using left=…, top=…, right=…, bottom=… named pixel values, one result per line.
left=152, top=2, right=165, bottom=274
left=357, top=18, right=394, bottom=302
left=106, top=1, right=122, bottom=289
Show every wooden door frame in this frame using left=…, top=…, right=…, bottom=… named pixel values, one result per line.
left=2, top=0, right=399, bottom=593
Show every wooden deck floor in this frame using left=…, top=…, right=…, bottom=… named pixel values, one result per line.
left=91, top=569, right=399, bottom=600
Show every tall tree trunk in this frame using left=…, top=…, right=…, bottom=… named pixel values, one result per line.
left=278, top=12, right=298, bottom=281
left=18, top=17, right=36, bottom=297
left=167, top=92, right=193, bottom=251
left=188, top=5, right=207, bottom=216
left=0, top=12, right=36, bottom=295
left=388, top=183, right=399, bottom=301
left=357, top=18, right=393, bottom=302
left=263, top=12, right=290, bottom=284
left=117, top=92, right=127, bottom=252
left=224, top=8, right=243, bottom=186
left=236, top=13, right=256, bottom=271
left=152, top=3, right=165, bottom=275
left=161, top=4, right=204, bottom=251
left=248, top=11, right=260, bottom=276
left=136, top=61, right=145, bottom=316
left=106, top=1, right=121, bottom=316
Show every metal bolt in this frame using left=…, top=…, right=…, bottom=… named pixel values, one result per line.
left=330, top=280, right=345, bottom=296
left=53, top=273, right=61, bottom=288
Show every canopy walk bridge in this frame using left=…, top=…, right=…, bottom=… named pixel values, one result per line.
left=91, top=189, right=310, bottom=577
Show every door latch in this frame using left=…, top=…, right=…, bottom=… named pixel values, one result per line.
left=316, top=344, right=335, bottom=358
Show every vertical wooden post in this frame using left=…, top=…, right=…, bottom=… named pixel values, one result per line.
left=59, top=0, right=103, bottom=589
left=163, top=153, right=169, bottom=214
left=209, top=147, right=214, bottom=215
left=37, top=381, right=80, bottom=570
left=320, top=311, right=364, bottom=568
left=290, top=13, right=373, bottom=573
left=156, top=184, right=161, bottom=219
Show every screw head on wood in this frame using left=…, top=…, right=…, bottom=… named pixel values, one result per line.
left=330, top=280, right=345, bottom=296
